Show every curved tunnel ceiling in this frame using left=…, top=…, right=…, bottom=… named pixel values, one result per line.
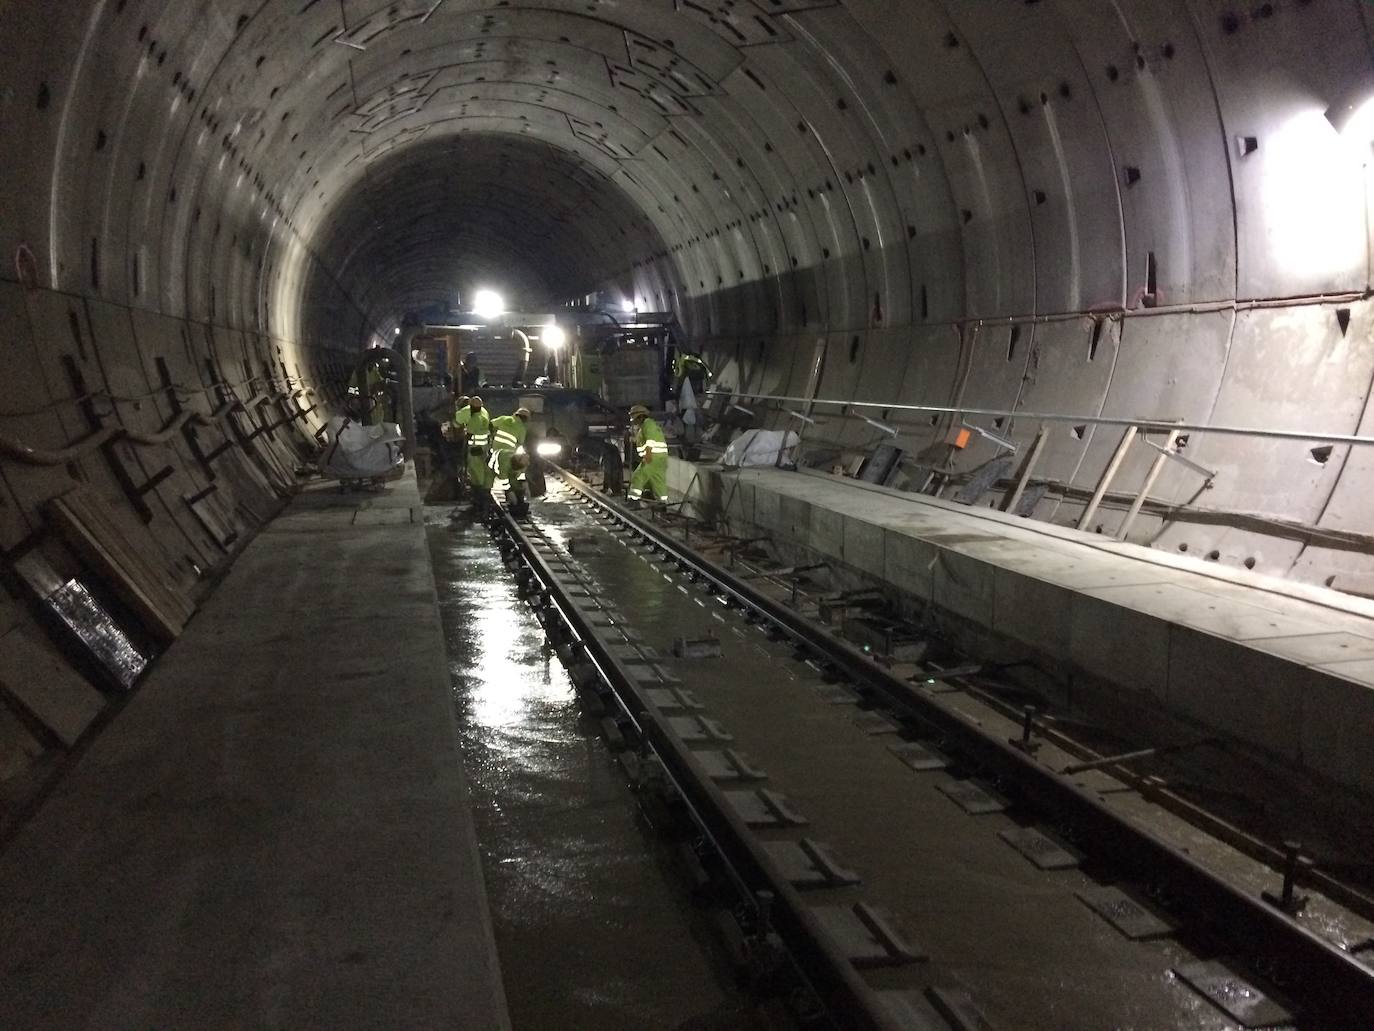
left=5, top=0, right=1374, bottom=587
left=13, top=1, right=1373, bottom=338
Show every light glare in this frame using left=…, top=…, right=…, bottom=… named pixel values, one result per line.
left=536, top=440, right=564, bottom=458
left=543, top=324, right=567, bottom=349
left=473, top=290, right=504, bottom=319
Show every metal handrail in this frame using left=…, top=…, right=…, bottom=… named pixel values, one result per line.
left=709, top=390, right=1374, bottom=448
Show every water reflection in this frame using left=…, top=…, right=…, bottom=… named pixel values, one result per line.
left=427, top=511, right=752, bottom=1031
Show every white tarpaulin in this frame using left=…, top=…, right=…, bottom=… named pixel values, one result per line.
left=320, top=416, right=405, bottom=480
left=721, top=428, right=800, bottom=468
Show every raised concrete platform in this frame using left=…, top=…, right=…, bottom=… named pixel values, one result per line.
left=669, top=459, right=1374, bottom=796
left=0, top=469, right=510, bottom=1030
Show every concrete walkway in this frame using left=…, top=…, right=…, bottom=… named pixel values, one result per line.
left=0, top=470, right=510, bottom=1030
left=670, top=459, right=1374, bottom=796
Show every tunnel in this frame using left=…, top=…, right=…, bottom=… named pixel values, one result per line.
left=3, top=1, right=1374, bottom=1028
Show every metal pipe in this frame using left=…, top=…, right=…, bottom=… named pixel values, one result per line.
left=396, top=328, right=419, bottom=460
left=708, top=390, right=1374, bottom=448
left=1117, top=429, right=1179, bottom=540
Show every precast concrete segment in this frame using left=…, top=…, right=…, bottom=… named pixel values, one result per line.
left=669, top=458, right=1374, bottom=799
left=0, top=471, right=511, bottom=1031
left=516, top=482, right=1241, bottom=1029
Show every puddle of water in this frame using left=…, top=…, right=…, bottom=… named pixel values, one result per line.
left=427, top=512, right=759, bottom=1031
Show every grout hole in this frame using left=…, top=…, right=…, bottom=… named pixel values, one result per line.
left=1244, top=557, right=1256, bottom=570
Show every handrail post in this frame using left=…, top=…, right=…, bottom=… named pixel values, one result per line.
left=1080, top=425, right=1136, bottom=531
left=396, top=328, right=418, bottom=461
left=1117, top=429, right=1180, bottom=541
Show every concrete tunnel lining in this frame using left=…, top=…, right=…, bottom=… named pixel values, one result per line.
left=4, top=0, right=1374, bottom=1020
left=4, top=2, right=1374, bottom=583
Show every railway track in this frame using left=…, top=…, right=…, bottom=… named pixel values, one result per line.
left=484, top=468, right=1374, bottom=1030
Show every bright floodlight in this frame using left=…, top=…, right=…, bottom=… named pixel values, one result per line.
left=536, top=439, right=564, bottom=458
left=473, top=290, right=504, bottom=319
left=620, top=298, right=637, bottom=314
left=543, top=323, right=567, bottom=349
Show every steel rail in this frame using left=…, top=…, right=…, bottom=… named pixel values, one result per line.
left=486, top=500, right=909, bottom=1031
left=709, top=389, right=1374, bottom=448
left=551, top=467, right=1374, bottom=1026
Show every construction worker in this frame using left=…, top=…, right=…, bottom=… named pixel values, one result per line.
left=628, top=403, right=669, bottom=504
left=442, top=394, right=469, bottom=472
left=460, top=351, right=483, bottom=394
left=347, top=351, right=387, bottom=426
left=673, top=350, right=713, bottom=398
left=454, top=395, right=493, bottom=508
left=487, top=408, right=532, bottom=515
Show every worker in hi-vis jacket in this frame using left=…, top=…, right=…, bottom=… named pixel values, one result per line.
left=453, top=395, right=493, bottom=508
left=628, top=404, right=669, bottom=503
left=487, top=408, right=531, bottom=515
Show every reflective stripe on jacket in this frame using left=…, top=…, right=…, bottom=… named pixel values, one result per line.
left=455, top=407, right=491, bottom=448
left=489, top=415, right=527, bottom=453
left=636, top=417, right=668, bottom=461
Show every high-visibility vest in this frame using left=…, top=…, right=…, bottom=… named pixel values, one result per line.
left=636, top=417, right=668, bottom=462
left=489, top=414, right=527, bottom=454
left=674, top=353, right=712, bottom=380
left=455, top=406, right=491, bottom=448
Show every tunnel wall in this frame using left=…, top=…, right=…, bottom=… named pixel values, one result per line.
left=610, top=1, right=1374, bottom=597
left=2, top=2, right=1374, bottom=807
left=0, top=3, right=362, bottom=806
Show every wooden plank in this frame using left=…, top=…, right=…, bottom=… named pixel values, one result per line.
left=0, top=625, right=107, bottom=746
left=78, top=487, right=195, bottom=622
left=46, top=489, right=188, bottom=641
left=60, top=488, right=194, bottom=624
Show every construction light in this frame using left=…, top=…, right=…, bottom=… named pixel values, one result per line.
left=536, top=439, right=564, bottom=458
left=473, top=290, right=504, bottom=319
left=620, top=298, right=636, bottom=314
left=543, top=323, right=567, bottom=349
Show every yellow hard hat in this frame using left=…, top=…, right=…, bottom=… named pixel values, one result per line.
left=514, top=407, right=532, bottom=420
left=469, top=395, right=483, bottom=407
left=628, top=404, right=650, bottom=419
left=456, top=395, right=470, bottom=406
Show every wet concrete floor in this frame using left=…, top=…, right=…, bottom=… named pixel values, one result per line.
left=517, top=483, right=1242, bottom=1030
left=426, top=508, right=761, bottom=1031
